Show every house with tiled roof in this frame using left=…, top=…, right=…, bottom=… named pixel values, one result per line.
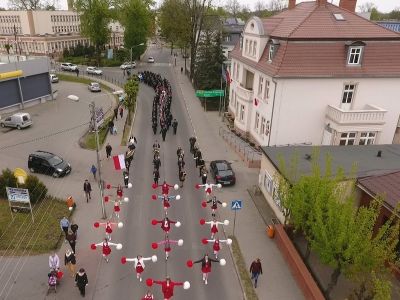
left=228, top=0, right=400, bottom=147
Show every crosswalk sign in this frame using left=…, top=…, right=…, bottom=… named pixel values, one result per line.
left=231, top=200, right=242, bottom=210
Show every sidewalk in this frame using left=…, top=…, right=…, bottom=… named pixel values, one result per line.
left=170, top=56, right=304, bottom=300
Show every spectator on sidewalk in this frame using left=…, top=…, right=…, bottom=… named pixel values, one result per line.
left=60, top=217, right=70, bottom=240
left=119, top=106, right=124, bottom=119
left=83, top=179, right=92, bottom=202
left=114, top=107, right=119, bottom=120
left=71, top=223, right=79, bottom=239
left=108, top=120, right=114, bottom=134
left=67, top=231, right=77, bottom=254
left=75, top=268, right=88, bottom=297
left=65, top=249, right=76, bottom=277
left=49, top=252, right=60, bottom=271
left=106, top=143, right=112, bottom=159
left=250, top=258, right=263, bottom=288
left=66, top=196, right=76, bottom=211
left=90, top=165, right=97, bottom=180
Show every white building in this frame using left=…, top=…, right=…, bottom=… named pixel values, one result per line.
left=0, top=10, right=123, bottom=56
left=228, top=0, right=400, bottom=147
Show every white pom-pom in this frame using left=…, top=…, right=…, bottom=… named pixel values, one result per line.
left=183, top=281, right=190, bottom=289
left=226, top=238, right=232, bottom=245
left=176, top=195, right=181, bottom=200
left=127, top=183, right=132, bottom=188
left=151, top=255, right=157, bottom=262
left=118, top=222, right=123, bottom=228
left=116, top=243, right=123, bottom=250
left=175, top=221, right=181, bottom=228
left=224, top=220, right=230, bottom=226
left=174, top=184, right=179, bottom=190
left=123, top=197, right=129, bottom=202
left=217, top=183, right=222, bottom=188
left=222, top=202, right=227, bottom=208
left=69, top=206, right=73, bottom=211
left=220, top=259, right=226, bottom=266
left=178, top=239, right=183, bottom=246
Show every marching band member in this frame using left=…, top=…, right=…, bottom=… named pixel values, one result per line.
left=187, top=254, right=226, bottom=285
left=200, top=218, right=229, bottom=239
left=91, top=238, right=122, bottom=263
left=121, top=255, right=157, bottom=282
left=93, top=220, right=123, bottom=241
left=202, top=237, right=232, bottom=258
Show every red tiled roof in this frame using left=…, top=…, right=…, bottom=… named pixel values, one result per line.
left=358, top=171, right=400, bottom=210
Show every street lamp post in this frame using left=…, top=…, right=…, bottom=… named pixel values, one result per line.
left=130, top=42, right=145, bottom=71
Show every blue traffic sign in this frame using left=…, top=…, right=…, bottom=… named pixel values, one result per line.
left=231, top=200, right=242, bottom=210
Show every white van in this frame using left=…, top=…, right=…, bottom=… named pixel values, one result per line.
left=0, top=113, right=33, bottom=129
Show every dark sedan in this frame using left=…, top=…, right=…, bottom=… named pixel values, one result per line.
left=210, top=160, right=236, bottom=186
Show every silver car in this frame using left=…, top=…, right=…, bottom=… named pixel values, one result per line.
left=120, top=62, right=136, bottom=70
left=86, top=66, right=103, bottom=75
left=88, top=82, right=101, bottom=92
left=0, top=112, right=33, bottom=129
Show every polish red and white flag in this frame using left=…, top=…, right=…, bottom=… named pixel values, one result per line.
left=113, top=154, right=126, bottom=170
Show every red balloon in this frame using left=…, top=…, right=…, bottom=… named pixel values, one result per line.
left=202, top=238, right=208, bottom=245
left=152, top=183, right=157, bottom=189
left=200, top=219, right=205, bottom=225
left=90, top=244, right=96, bottom=250
left=146, top=278, right=153, bottom=287
left=201, top=201, right=207, bottom=208
left=94, top=222, right=100, bottom=228
left=104, top=196, right=109, bottom=202
left=121, top=257, right=127, bottom=264
left=186, top=260, right=193, bottom=268
left=151, top=194, right=157, bottom=200
left=195, top=184, right=200, bottom=189
left=151, top=242, right=158, bottom=249
left=106, top=184, right=111, bottom=189
left=151, top=219, right=157, bottom=225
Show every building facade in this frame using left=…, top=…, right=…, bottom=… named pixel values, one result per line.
left=222, top=18, right=244, bottom=62
left=0, top=10, right=123, bottom=56
left=228, top=0, right=400, bottom=147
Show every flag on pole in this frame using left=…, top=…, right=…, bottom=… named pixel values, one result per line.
left=221, top=65, right=227, bottom=82
left=226, top=67, right=232, bottom=83
left=113, top=154, right=126, bottom=170
left=221, top=65, right=232, bottom=83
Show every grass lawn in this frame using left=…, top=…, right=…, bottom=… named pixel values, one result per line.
left=57, top=73, right=114, bottom=93
left=83, top=117, right=111, bottom=150
left=230, top=235, right=259, bottom=300
left=0, top=197, right=71, bottom=255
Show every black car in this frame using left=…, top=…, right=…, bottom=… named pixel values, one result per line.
left=210, top=160, right=236, bottom=186
left=28, top=151, right=71, bottom=177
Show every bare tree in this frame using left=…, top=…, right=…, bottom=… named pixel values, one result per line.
left=267, top=0, right=286, bottom=11
left=225, top=0, right=241, bottom=17
left=358, top=1, right=376, bottom=12
left=8, top=0, right=42, bottom=10
left=254, top=0, right=265, bottom=16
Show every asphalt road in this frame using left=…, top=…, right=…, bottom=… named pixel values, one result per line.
left=90, top=46, right=243, bottom=299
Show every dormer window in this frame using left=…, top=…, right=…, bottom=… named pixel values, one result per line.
left=268, top=44, right=275, bottom=62
left=348, top=46, right=363, bottom=65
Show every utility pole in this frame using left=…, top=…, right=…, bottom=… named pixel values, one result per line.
left=89, top=101, right=107, bottom=219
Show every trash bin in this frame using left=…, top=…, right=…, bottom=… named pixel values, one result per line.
left=267, top=225, right=275, bottom=238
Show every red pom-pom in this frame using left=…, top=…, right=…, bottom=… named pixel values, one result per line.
left=104, top=196, right=109, bottom=202
left=200, top=219, right=205, bottom=225
left=195, top=184, right=200, bottom=189
left=151, top=242, right=158, bottom=249
left=152, top=183, right=157, bottom=189
left=151, top=219, right=157, bottom=225
left=151, top=194, right=157, bottom=200
left=106, top=184, right=111, bottom=189
left=90, top=244, right=96, bottom=250
left=94, top=222, right=100, bottom=228
left=206, top=188, right=212, bottom=194
left=202, top=238, right=208, bottom=245
left=187, top=260, right=193, bottom=268
left=121, top=257, right=127, bottom=264
left=146, top=278, right=153, bottom=287
left=201, top=201, right=207, bottom=208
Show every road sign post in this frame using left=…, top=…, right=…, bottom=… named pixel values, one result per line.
left=231, top=200, right=242, bottom=236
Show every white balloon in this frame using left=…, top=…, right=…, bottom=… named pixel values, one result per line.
left=178, top=239, right=184, bottom=246
left=176, top=195, right=181, bottom=200
left=68, top=207, right=73, bottom=211
left=124, top=197, right=129, bottom=202
left=151, top=255, right=158, bottom=262
left=222, top=202, right=227, bottom=208
left=127, top=183, right=133, bottom=189
left=174, top=184, right=179, bottom=190
left=116, top=243, right=123, bottom=250
left=226, top=238, right=232, bottom=245
left=183, top=281, right=190, bottom=289
left=220, top=259, right=226, bottom=266
left=224, top=220, right=230, bottom=226
left=175, top=221, right=181, bottom=228
left=118, top=222, right=123, bottom=228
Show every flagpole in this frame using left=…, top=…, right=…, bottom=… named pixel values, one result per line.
left=219, top=70, right=223, bottom=117
left=222, top=80, right=228, bottom=121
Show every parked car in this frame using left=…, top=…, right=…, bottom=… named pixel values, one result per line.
left=50, top=74, right=58, bottom=83
left=210, top=160, right=236, bottom=186
left=86, top=66, right=103, bottom=75
left=148, top=57, right=155, bottom=63
left=0, top=112, right=32, bottom=129
left=120, top=62, right=136, bottom=70
left=88, top=82, right=101, bottom=92
left=60, top=63, right=78, bottom=71
left=28, top=151, right=71, bottom=177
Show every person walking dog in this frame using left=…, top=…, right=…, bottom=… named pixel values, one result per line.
left=250, top=258, right=263, bottom=288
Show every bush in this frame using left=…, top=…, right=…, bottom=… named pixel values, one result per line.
left=21, top=175, right=48, bottom=205
left=0, top=168, right=18, bottom=199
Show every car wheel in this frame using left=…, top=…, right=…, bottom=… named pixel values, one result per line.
left=0, top=123, right=4, bottom=128
left=17, top=125, right=21, bottom=130
left=29, top=167, right=35, bottom=173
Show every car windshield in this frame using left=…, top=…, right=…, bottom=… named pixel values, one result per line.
left=48, top=155, right=63, bottom=166
left=92, top=83, right=99, bottom=87
left=216, top=163, right=230, bottom=171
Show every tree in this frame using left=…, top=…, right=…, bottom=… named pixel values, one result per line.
left=123, top=76, right=139, bottom=123
left=8, top=0, right=41, bottom=10
left=358, top=2, right=376, bottom=12
left=267, top=0, right=286, bottom=11
left=225, top=0, right=240, bottom=17
left=76, top=0, right=111, bottom=65
left=118, top=0, right=151, bottom=60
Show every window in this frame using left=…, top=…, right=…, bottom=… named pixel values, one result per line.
left=348, top=46, right=363, bottom=65
left=249, top=40, right=253, bottom=55
left=240, top=105, right=245, bottom=121
left=260, top=117, right=266, bottom=135
left=359, top=132, right=376, bottom=145
left=255, top=112, right=260, bottom=131
left=268, top=44, right=275, bottom=62
left=339, top=132, right=356, bottom=145
left=265, top=80, right=270, bottom=99
left=342, top=84, right=355, bottom=104
left=253, top=41, right=257, bottom=56
left=264, top=171, right=273, bottom=193
left=258, top=76, right=264, bottom=96
left=245, top=39, right=248, bottom=54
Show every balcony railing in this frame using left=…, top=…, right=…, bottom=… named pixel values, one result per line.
left=326, top=104, right=387, bottom=125
left=235, top=83, right=253, bottom=102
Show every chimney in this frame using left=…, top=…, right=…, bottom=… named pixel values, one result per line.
left=288, top=0, right=296, bottom=9
left=339, top=0, right=357, bottom=12
left=317, top=0, right=327, bottom=5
